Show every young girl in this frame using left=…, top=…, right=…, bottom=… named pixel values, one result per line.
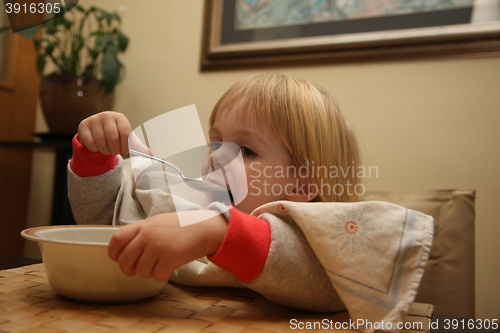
left=68, top=73, right=433, bottom=327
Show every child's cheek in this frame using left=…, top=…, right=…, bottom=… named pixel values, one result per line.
left=242, top=163, right=263, bottom=197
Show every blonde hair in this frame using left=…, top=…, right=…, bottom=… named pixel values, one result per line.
left=209, top=73, right=361, bottom=202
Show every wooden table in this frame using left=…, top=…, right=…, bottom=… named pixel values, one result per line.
left=0, top=264, right=433, bottom=333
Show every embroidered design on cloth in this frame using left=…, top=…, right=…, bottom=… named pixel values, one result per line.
left=254, top=200, right=434, bottom=329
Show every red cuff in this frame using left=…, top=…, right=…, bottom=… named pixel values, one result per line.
left=207, top=208, right=271, bottom=283
left=69, top=134, right=118, bottom=177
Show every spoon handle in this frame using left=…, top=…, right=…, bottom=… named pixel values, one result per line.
left=129, top=149, right=183, bottom=176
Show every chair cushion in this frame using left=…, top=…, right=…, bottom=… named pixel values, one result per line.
left=363, top=189, right=476, bottom=318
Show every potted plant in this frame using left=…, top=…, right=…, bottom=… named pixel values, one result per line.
left=21, top=4, right=129, bottom=134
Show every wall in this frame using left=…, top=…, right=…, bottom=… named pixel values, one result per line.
left=27, top=0, right=500, bottom=319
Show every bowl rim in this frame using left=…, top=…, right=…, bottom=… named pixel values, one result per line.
left=21, top=225, right=121, bottom=246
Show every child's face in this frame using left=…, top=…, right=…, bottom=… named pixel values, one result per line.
left=209, top=105, right=300, bottom=214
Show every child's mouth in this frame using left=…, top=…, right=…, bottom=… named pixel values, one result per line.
left=205, top=173, right=234, bottom=206
left=208, top=184, right=234, bottom=206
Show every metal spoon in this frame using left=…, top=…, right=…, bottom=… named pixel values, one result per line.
left=129, top=149, right=227, bottom=194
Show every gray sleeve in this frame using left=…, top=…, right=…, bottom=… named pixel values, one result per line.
left=67, top=157, right=123, bottom=225
left=245, top=213, right=345, bottom=312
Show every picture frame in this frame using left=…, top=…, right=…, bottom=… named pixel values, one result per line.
left=201, top=0, right=500, bottom=71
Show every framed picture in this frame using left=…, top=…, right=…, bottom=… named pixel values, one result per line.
left=201, top=0, right=500, bottom=70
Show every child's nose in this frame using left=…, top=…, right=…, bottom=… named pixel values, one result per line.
left=207, top=142, right=241, bottom=171
left=203, top=142, right=248, bottom=205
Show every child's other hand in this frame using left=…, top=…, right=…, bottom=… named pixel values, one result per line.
left=78, top=111, right=132, bottom=155
left=107, top=211, right=228, bottom=281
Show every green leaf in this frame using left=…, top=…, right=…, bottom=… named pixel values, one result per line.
left=44, top=19, right=58, bottom=34
left=93, top=35, right=107, bottom=52
left=82, top=63, right=96, bottom=77
left=33, top=39, right=41, bottom=50
left=66, top=54, right=78, bottom=75
left=34, top=37, right=51, bottom=51
left=74, top=4, right=85, bottom=13
left=45, top=41, right=57, bottom=55
left=88, top=48, right=99, bottom=61
left=36, top=54, right=46, bottom=76
left=110, top=13, right=121, bottom=24
left=96, top=9, right=112, bottom=25
left=72, top=35, right=85, bottom=53
left=115, top=29, right=129, bottom=52
left=63, top=18, right=73, bottom=30
left=101, top=48, right=121, bottom=93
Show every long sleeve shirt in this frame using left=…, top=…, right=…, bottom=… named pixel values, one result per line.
left=67, top=135, right=434, bottom=330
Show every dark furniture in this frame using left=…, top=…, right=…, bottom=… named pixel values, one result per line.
left=0, top=133, right=75, bottom=226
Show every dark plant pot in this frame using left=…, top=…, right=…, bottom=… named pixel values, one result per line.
left=40, top=75, right=115, bottom=134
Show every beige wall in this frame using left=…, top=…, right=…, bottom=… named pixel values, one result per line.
left=28, top=0, right=500, bottom=319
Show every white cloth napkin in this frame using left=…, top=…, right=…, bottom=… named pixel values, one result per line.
left=253, top=200, right=434, bottom=331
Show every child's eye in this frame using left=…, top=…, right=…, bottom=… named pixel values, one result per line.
left=241, top=147, right=256, bottom=157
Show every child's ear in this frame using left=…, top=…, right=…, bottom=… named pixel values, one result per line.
left=285, top=182, right=319, bottom=202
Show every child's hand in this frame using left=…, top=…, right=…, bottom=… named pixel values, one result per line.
left=78, top=111, right=132, bottom=155
left=108, top=211, right=228, bottom=281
